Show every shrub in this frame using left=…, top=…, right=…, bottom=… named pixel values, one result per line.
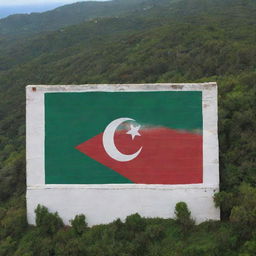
left=70, top=214, right=87, bottom=236
left=0, top=207, right=6, bottom=220
left=174, top=202, right=195, bottom=233
left=0, top=207, right=27, bottom=239
left=0, top=236, right=16, bottom=256
left=125, top=213, right=146, bottom=233
left=214, top=191, right=236, bottom=219
left=35, top=205, right=64, bottom=235
left=145, top=224, right=165, bottom=241
left=230, top=183, right=256, bottom=240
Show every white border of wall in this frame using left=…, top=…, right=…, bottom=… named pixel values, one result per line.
left=26, top=83, right=219, bottom=225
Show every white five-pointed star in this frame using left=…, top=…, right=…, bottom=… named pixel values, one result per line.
left=126, top=124, right=141, bottom=140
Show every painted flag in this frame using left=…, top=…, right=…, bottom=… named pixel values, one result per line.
left=45, top=91, right=202, bottom=185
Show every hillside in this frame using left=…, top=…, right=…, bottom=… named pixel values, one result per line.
left=0, top=0, right=170, bottom=37
left=0, top=0, right=256, bottom=255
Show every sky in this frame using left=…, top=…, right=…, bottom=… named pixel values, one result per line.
left=0, top=0, right=106, bottom=6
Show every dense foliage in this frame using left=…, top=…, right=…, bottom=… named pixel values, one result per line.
left=0, top=0, right=170, bottom=37
left=0, top=0, right=256, bottom=254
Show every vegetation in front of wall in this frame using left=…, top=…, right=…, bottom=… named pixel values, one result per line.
left=2, top=198, right=256, bottom=256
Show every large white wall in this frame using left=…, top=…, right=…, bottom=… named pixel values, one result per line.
left=26, top=83, right=220, bottom=226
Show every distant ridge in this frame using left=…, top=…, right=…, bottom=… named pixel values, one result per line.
left=0, top=0, right=168, bottom=37
left=0, top=3, right=64, bottom=19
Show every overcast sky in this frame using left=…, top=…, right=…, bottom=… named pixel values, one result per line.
left=0, top=0, right=107, bottom=6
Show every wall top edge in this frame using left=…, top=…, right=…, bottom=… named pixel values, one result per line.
left=26, top=82, right=217, bottom=92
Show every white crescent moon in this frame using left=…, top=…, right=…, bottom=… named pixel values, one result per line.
left=102, top=118, right=142, bottom=162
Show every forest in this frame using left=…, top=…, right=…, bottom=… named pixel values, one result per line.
left=0, top=0, right=256, bottom=255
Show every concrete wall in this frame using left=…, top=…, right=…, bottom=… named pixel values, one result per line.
left=26, top=83, right=220, bottom=226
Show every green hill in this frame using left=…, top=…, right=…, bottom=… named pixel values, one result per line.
left=0, top=0, right=256, bottom=255
left=0, top=0, right=171, bottom=37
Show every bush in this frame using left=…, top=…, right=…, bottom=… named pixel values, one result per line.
left=230, top=183, right=256, bottom=240
left=214, top=191, right=236, bottom=219
left=0, top=207, right=27, bottom=239
left=0, top=237, right=16, bottom=256
left=14, top=229, right=54, bottom=256
left=239, top=235, right=256, bottom=256
left=70, top=214, right=87, bottom=236
left=35, top=205, right=64, bottom=235
left=0, top=207, right=6, bottom=220
left=174, top=202, right=195, bottom=233
left=145, top=224, right=165, bottom=241
left=125, top=213, right=146, bottom=233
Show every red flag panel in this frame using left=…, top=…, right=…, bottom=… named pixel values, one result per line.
left=76, top=127, right=202, bottom=184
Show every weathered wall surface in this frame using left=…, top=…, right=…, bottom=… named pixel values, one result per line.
left=27, top=185, right=219, bottom=225
left=26, top=83, right=219, bottom=225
